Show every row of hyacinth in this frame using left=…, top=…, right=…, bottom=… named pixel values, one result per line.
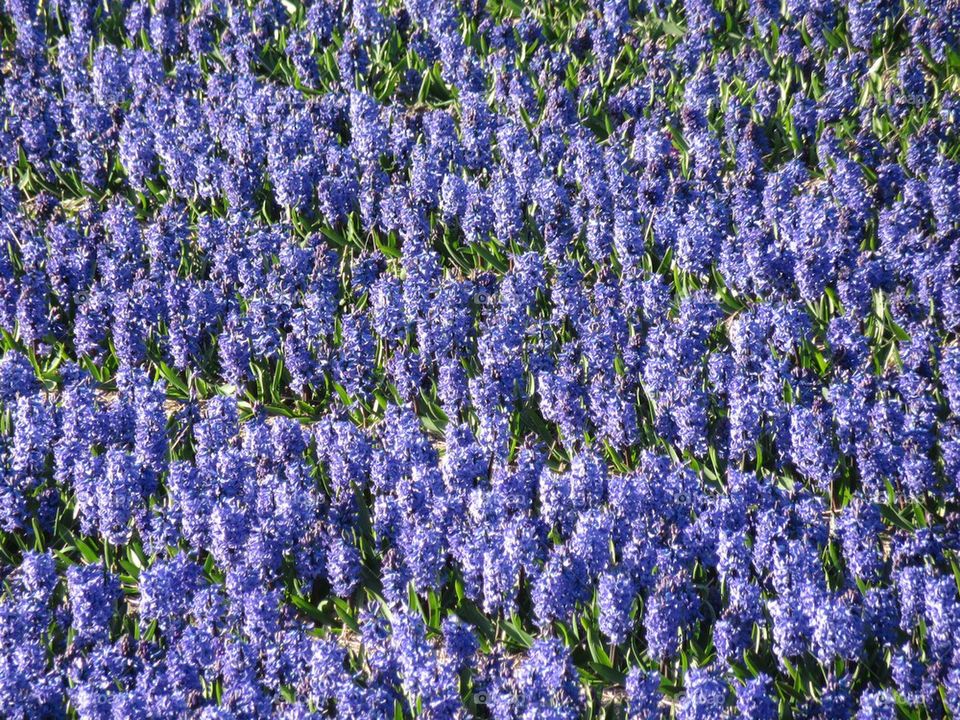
left=1, top=0, right=960, bottom=717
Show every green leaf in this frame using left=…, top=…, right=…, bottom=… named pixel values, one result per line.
left=333, top=597, right=360, bottom=633
left=72, top=536, right=102, bottom=564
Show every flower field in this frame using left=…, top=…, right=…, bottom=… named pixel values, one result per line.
left=1, top=0, right=960, bottom=716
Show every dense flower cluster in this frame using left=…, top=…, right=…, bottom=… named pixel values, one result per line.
left=1, top=0, right=960, bottom=717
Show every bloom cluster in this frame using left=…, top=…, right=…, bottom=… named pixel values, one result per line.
left=1, top=0, right=960, bottom=717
